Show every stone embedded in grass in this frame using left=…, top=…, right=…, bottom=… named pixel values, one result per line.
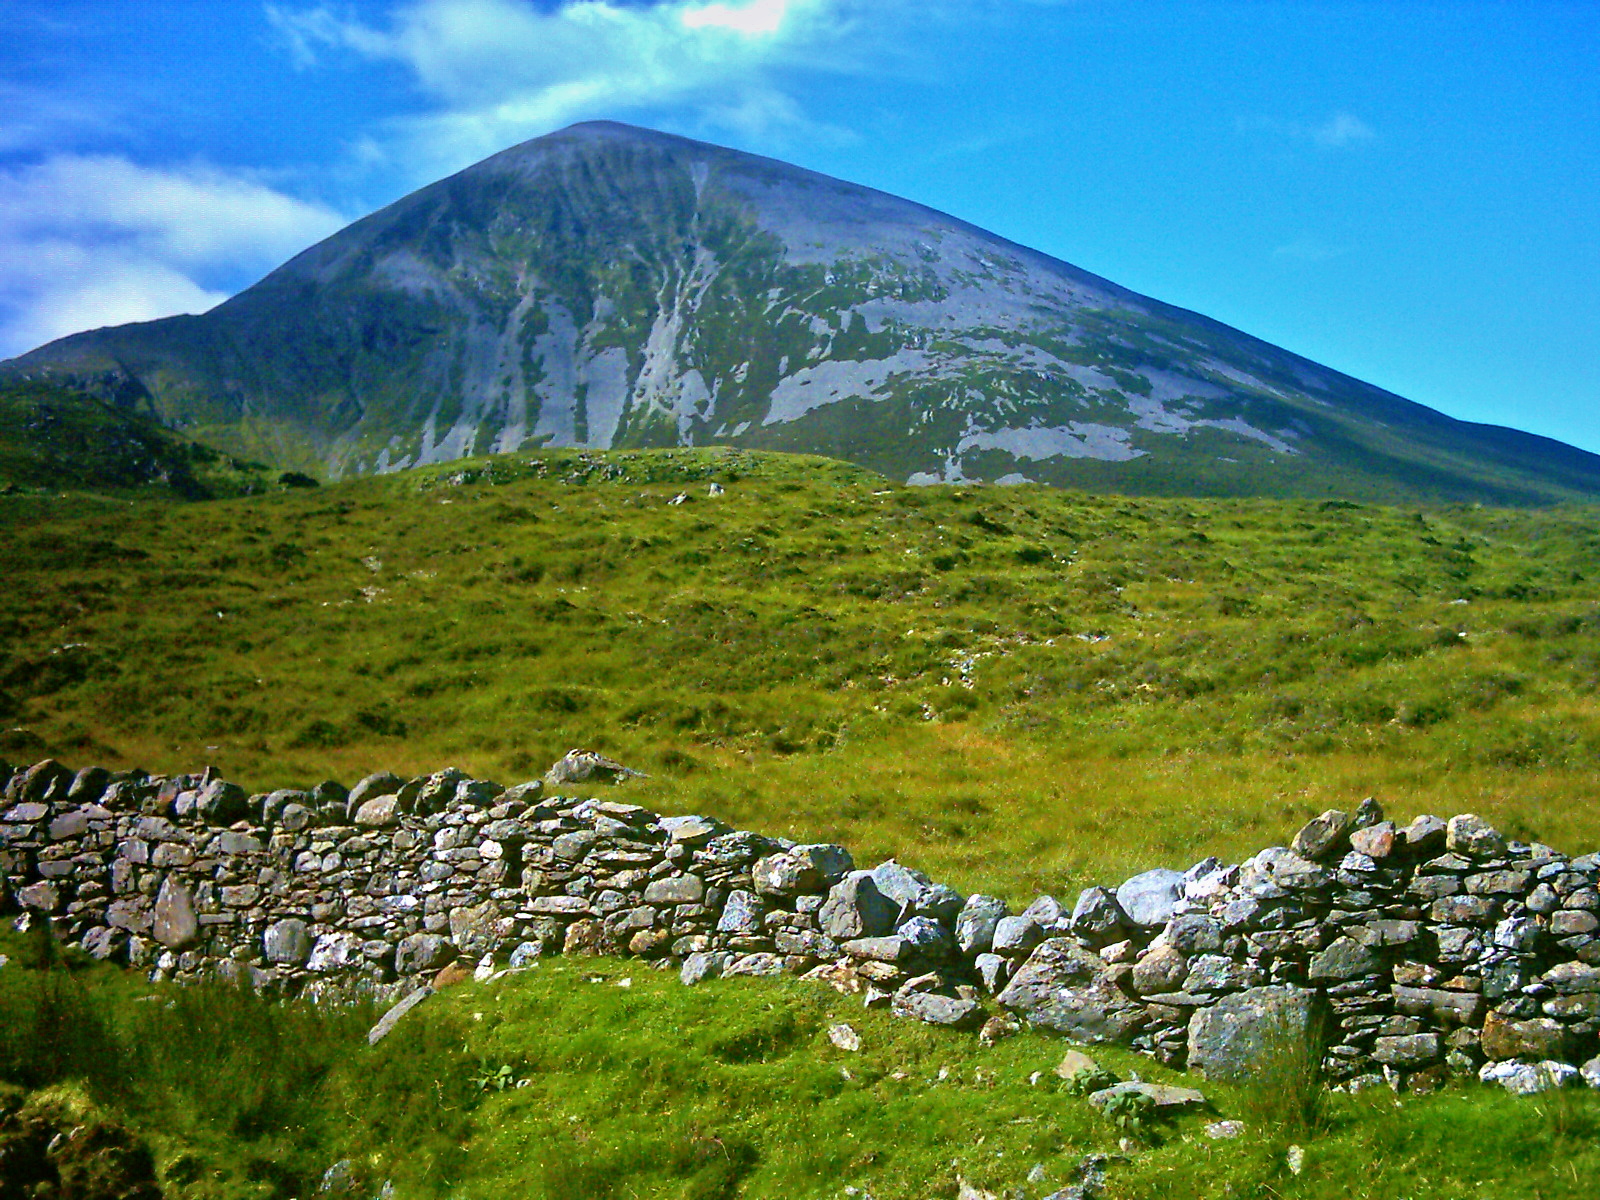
left=827, top=1022, right=861, bottom=1051
left=979, top=1015, right=1019, bottom=1045
left=1479, top=1059, right=1579, bottom=1094
left=891, top=989, right=983, bottom=1029
left=1088, top=1080, right=1206, bottom=1111
left=1185, top=985, right=1318, bottom=1082
left=367, top=986, right=433, bottom=1045
left=1053, top=1048, right=1102, bottom=1080
left=679, top=950, right=730, bottom=986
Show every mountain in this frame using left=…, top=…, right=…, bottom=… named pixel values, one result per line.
left=4, top=120, right=1599, bottom=504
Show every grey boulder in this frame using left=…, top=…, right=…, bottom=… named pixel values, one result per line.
left=819, top=872, right=896, bottom=940
left=1186, top=986, right=1319, bottom=1082
left=892, top=990, right=984, bottom=1029
left=1115, top=869, right=1186, bottom=928
left=996, top=939, right=1145, bottom=1043
left=955, top=894, right=1009, bottom=955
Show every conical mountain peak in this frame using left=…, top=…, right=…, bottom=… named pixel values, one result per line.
left=5, top=124, right=1598, bottom=504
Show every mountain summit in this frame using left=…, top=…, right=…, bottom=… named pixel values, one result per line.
left=6, top=120, right=1598, bottom=503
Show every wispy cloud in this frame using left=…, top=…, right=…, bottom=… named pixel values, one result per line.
left=1312, top=112, right=1375, bottom=148
left=1237, top=111, right=1378, bottom=150
left=0, top=156, right=346, bottom=356
left=266, top=0, right=855, bottom=180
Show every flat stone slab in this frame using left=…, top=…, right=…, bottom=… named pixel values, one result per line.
left=368, top=986, right=433, bottom=1045
left=1089, top=1081, right=1207, bottom=1110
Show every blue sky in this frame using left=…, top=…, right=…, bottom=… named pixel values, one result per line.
left=2, top=0, right=1596, bottom=452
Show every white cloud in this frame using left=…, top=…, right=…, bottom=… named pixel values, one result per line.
left=1312, top=112, right=1375, bottom=148
left=266, top=0, right=852, bottom=179
left=0, top=156, right=347, bottom=357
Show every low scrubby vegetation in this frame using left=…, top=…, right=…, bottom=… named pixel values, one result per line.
left=4, top=447, right=1600, bottom=897
left=6, top=445, right=1600, bottom=1195
left=2, top=929, right=1598, bottom=1199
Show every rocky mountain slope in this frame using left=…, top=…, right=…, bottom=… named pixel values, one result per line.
left=5, top=121, right=1599, bottom=504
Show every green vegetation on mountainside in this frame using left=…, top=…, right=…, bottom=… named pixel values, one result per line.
left=3, top=447, right=1600, bottom=898
left=3, top=931, right=1597, bottom=1200
left=0, top=380, right=311, bottom=502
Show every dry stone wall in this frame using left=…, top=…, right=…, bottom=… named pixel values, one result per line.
left=4, top=757, right=1599, bottom=1093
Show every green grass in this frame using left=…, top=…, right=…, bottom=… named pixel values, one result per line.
left=4, top=446, right=1600, bottom=899
left=2, top=931, right=1597, bottom=1199
left=7, top=405, right=1600, bottom=1194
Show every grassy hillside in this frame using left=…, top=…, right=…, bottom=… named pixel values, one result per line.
left=3, top=930, right=1596, bottom=1200
left=0, top=379, right=309, bottom=503
left=4, top=446, right=1599, bottom=898
left=7, top=446, right=1600, bottom=1199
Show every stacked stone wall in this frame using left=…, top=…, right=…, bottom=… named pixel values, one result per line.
left=3, top=758, right=1598, bottom=1091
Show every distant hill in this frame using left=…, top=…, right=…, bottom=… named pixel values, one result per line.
left=0, top=379, right=303, bottom=500
left=5, top=120, right=1599, bottom=505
